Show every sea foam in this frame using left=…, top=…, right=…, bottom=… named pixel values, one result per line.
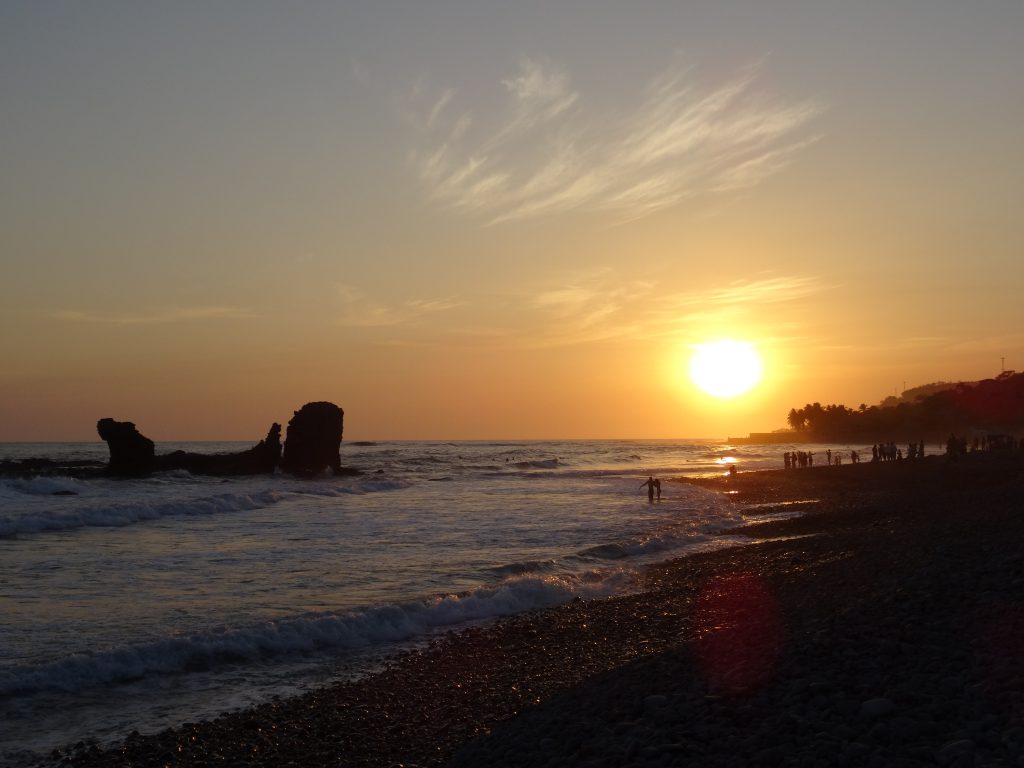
left=0, top=490, right=288, bottom=537
left=0, top=572, right=629, bottom=696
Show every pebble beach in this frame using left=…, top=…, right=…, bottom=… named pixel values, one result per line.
left=46, top=452, right=1024, bottom=768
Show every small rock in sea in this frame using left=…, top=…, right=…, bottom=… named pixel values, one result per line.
left=860, top=697, right=895, bottom=720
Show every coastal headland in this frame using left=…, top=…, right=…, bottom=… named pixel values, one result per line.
left=48, top=452, right=1024, bottom=767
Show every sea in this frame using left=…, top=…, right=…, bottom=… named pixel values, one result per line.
left=0, top=438, right=882, bottom=764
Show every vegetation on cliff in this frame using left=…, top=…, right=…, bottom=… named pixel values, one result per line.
left=786, top=371, right=1024, bottom=441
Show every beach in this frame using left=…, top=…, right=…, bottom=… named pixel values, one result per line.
left=38, top=450, right=1024, bottom=767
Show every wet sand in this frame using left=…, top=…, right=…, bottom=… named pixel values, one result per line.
left=48, top=453, right=1024, bottom=767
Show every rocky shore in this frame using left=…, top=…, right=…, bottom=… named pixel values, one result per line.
left=45, top=453, right=1024, bottom=767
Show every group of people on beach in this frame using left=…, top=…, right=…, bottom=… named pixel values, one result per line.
left=784, top=442, right=925, bottom=469
left=871, top=441, right=921, bottom=461
left=783, top=451, right=814, bottom=469
left=784, top=435, right=1024, bottom=469
left=946, top=432, right=1024, bottom=456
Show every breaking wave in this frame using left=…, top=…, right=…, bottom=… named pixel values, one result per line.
left=0, top=572, right=630, bottom=697
left=0, top=490, right=289, bottom=537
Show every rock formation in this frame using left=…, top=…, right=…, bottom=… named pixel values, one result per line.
left=158, top=423, right=282, bottom=475
left=96, top=418, right=157, bottom=476
left=280, top=401, right=344, bottom=477
left=96, top=403, right=349, bottom=477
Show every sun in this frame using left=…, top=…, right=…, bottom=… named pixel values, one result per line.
left=688, top=340, right=764, bottom=398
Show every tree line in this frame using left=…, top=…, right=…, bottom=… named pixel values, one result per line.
left=786, top=371, right=1024, bottom=441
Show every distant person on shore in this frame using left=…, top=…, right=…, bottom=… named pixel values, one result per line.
left=639, top=476, right=656, bottom=502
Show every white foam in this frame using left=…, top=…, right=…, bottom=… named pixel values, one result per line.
left=0, top=476, right=88, bottom=497
left=0, top=572, right=629, bottom=697
left=0, top=490, right=288, bottom=537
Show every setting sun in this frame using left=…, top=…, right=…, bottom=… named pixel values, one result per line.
left=689, top=340, right=764, bottom=398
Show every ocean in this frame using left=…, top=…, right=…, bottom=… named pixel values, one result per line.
left=0, top=438, right=870, bottom=764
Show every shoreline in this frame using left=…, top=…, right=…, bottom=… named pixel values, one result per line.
left=38, top=453, right=1024, bottom=767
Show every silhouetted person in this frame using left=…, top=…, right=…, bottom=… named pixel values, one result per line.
left=654, top=478, right=662, bottom=500
left=639, top=476, right=656, bottom=502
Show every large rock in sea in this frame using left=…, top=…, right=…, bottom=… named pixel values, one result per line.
left=158, top=423, right=282, bottom=475
left=280, top=401, right=344, bottom=477
left=96, top=418, right=156, bottom=476
left=97, top=419, right=282, bottom=476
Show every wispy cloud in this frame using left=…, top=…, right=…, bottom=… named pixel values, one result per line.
left=328, top=272, right=826, bottom=350
left=527, top=270, right=653, bottom=346
left=52, top=306, right=256, bottom=325
left=678, top=275, right=823, bottom=307
left=517, top=271, right=828, bottom=348
left=336, top=283, right=460, bottom=327
left=407, top=55, right=823, bottom=224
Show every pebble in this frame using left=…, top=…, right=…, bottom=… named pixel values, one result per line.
left=859, top=697, right=895, bottom=720
left=937, top=738, right=976, bottom=765
left=642, top=695, right=668, bottom=714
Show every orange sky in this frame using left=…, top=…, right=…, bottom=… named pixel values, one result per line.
left=2, top=3, right=1022, bottom=441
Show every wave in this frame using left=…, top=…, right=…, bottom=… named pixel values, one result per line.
left=0, top=476, right=88, bottom=497
left=319, top=478, right=413, bottom=494
left=511, top=458, right=560, bottom=470
left=577, top=542, right=629, bottom=560
left=572, top=507, right=746, bottom=564
left=486, top=559, right=559, bottom=577
left=0, top=490, right=288, bottom=537
left=0, top=475, right=416, bottom=537
left=0, top=572, right=630, bottom=697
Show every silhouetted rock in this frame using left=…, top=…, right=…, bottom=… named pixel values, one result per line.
left=281, top=402, right=344, bottom=477
left=95, top=407, right=350, bottom=478
left=96, top=418, right=156, bottom=476
left=244, top=423, right=283, bottom=472
left=158, top=423, right=282, bottom=475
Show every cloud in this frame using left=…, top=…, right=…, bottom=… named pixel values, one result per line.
left=336, top=284, right=460, bottom=327
left=329, top=271, right=825, bottom=351
left=519, top=268, right=653, bottom=346
left=516, top=271, right=828, bottom=348
left=691, top=275, right=823, bottom=306
left=408, top=55, right=822, bottom=224
left=52, top=306, right=256, bottom=325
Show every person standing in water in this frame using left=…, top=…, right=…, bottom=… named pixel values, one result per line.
left=639, top=476, right=656, bottom=502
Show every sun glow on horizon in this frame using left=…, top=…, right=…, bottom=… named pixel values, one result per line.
left=688, top=340, right=764, bottom=399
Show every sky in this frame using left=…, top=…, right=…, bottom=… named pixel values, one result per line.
left=2, top=1, right=1023, bottom=441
